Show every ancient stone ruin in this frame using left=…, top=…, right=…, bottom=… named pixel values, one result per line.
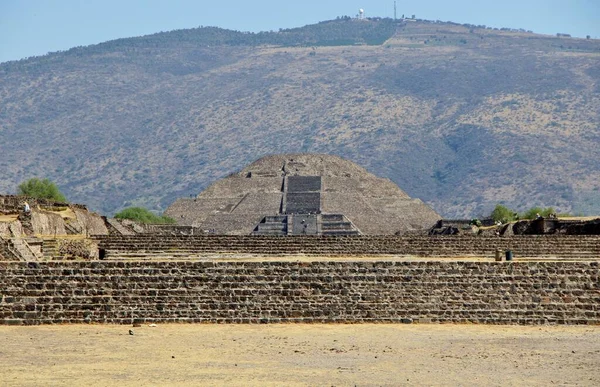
left=0, top=195, right=107, bottom=261
left=165, top=153, right=441, bottom=235
left=1, top=156, right=599, bottom=327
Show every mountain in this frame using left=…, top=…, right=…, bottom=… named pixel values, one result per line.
left=1, top=18, right=599, bottom=218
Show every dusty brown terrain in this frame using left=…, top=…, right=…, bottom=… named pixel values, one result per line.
left=1, top=324, right=598, bottom=386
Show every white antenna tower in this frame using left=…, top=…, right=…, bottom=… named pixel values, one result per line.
left=358, top=8, right=365, bottom=19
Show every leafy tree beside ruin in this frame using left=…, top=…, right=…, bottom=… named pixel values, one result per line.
left=17, top=178, right=67, bottom=202
left=114, top=207, right=175, bottom=224
left=490, top=204, right=517, bottom=223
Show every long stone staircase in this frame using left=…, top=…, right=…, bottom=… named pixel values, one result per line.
left=284, top=176, right=321, bottom=214
left=94, top=234, right=600, bottom=260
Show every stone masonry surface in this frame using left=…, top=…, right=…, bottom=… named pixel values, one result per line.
left=94, top=235, right=600, bottom=260
left=164, top=154, right=440, bottom=234
left=0, top=261, right=598, bottom=325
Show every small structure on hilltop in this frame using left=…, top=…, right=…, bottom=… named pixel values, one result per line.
left=165, top=153, right=440, bottom=235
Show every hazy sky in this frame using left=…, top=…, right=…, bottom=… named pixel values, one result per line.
left=1, top=0, right=598, bottom=63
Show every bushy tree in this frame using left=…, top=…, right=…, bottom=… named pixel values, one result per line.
left=17, top=178, right=67, bottom=202
left=490, top=204, right=517, bottom=223
left=114, top=207, right=175, bottom=224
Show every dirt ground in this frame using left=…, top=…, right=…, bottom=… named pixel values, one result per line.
left=1, top=324, right=598, bottom=386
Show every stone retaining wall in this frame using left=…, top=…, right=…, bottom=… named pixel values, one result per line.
left=1, top=261, right=598, bottom=325
left=95, top=235, right=600, bottom=259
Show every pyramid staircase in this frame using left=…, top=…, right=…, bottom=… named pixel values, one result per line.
left=253, top=175, right=361, bottom=236
left=42, top=239, right=59, bottom=260
left=252, top=215, right=289, bottom=236
left=320, top=214, right=360, bottom=236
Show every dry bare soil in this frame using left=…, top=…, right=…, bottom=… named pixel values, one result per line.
left=1, top=324, right=598, bottom=386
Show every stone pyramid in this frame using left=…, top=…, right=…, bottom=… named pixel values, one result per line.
left=165, top=154, right=440, bottom=235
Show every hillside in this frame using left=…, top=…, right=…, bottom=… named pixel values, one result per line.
left=0, top=18, right=599, bottom=218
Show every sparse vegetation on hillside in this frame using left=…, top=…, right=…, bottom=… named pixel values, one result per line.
left=163, top=18, right=395, bottom=46
left=0, top=19, right=598, bottom=218
left=114, top=207, right=175, bottom=224
left=1, top=18, right=398, bottom=67
left=17, top=178, right=67, bottom=202
left=131, top=18, right=398, bottom=48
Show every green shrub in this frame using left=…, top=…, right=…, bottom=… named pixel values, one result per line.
left=114, top=207, right=176, bottom=224
left=18, top=178, right=67, bottom=202
left=520, top=207, right=555, bottom=220
left=469, top=218, right=482, bottom=227
left=490, top=204, right=517, bottom=223
left=490, top=204, right=560, bottom=222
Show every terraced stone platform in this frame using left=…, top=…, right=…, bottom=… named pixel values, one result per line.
left=0, top=260, right=598, bottom=325
left=94, top=234, right=600, bottom=260
left=2, top=234, right=598, bottom=326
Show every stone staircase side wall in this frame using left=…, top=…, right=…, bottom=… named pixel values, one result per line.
left=6, top=239, right=36, bottom=261
left=0, top=237, right=20, bottom=260
left=71, top=208, right=108, bottom=236
left=106, top=218, right=135, bottom=236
